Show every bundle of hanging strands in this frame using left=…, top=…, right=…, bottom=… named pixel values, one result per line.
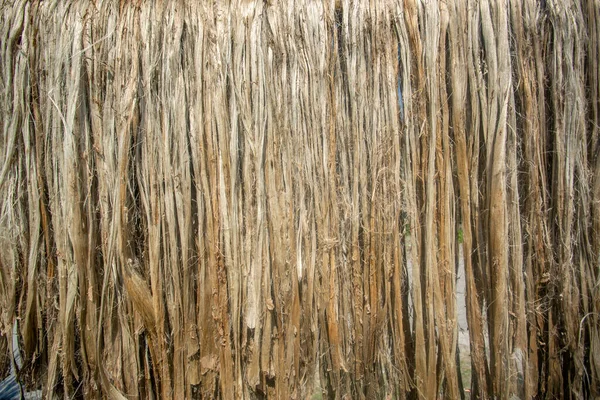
left=1, top=0, right=599, bottom=398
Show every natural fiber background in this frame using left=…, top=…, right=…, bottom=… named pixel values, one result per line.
left=1, top=0, right=599, bottom=398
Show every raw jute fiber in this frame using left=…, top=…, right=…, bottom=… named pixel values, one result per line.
left=1, top=0, right=599, bottom=398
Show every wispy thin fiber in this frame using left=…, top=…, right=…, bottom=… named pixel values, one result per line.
left=1, top=1, right=599, bottom=398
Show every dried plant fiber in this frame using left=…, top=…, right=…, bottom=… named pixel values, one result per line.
left=1, top=0, right=599, bottom=398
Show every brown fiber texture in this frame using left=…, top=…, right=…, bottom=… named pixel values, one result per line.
left=1, top=0, right=599, bottom=398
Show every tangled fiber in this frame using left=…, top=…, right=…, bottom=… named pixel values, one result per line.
left=1, top=0, right=599, bottom=398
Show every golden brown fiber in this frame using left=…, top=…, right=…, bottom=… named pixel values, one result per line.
left=1, top=1, right=599, bottom=398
